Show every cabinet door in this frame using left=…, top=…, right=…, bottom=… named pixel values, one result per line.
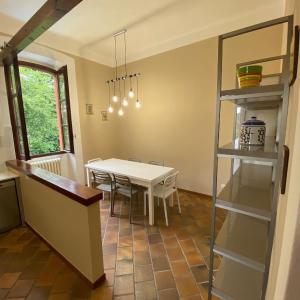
left=0, top=180, right=21, bottom=233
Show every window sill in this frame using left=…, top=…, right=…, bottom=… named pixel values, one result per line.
left=30, top=151, right=72, bottom=159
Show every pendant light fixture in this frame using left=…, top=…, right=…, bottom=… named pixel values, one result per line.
left=106, top=29, right=141, bottom=116
left=107, top=82, right=113, bottom=113
left=122, top=77, right=128, bottom=106
left=135, top=76, right=141, bottom=108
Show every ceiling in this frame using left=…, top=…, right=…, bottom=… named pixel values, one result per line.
left=0, top=0, right=285, bottom=66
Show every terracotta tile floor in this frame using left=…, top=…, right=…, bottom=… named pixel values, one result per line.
left=0, top=191, right=225, bottom=299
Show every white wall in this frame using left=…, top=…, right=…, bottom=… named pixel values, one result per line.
left=267, top=1, right=300, bottom=298
left=0, top=65, right=15, bottom=171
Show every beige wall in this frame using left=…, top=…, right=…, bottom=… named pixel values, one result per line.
left=74, top=56, right=118, bottom=164
left=112, top=26, right=283, bottom=195
left=267, top=1, right=300, bottom=298
left=18, top=173, right=104, bottom=283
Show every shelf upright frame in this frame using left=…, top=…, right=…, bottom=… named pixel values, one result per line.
left=208, top=15, right=293, bottom=300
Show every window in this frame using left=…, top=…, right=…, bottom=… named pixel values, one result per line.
left=4, top=57, right=74, bottom=160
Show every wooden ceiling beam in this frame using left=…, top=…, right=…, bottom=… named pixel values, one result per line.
left=0, top=0, right=83, bottom=65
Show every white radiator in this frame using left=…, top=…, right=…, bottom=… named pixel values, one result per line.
left=29, top=157, right=62, bottom=176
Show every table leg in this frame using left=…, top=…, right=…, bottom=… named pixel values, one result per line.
left=148, top=184, right=154, bottom=226
left=86, top=168, right=91, bottom=187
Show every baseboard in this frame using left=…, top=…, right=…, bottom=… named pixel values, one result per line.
left=25, top=222, right=106, bottom=288
left=178, top=188, right=211, bottom=198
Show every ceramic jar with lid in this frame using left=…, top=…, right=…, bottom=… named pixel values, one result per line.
left=240, top=116, right=266, bottom=145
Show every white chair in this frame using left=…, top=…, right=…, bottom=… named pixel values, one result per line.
left=144, top=171, right=181, bottom=226
left=87, top=157, right=103, bottom=191
left=92, top=171, right=115, bottom=215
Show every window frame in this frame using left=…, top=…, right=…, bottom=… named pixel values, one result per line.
left=13, top=60, right=74, bottom=159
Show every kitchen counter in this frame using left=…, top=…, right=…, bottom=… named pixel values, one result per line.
left=0, top=170, right=19, bottom=182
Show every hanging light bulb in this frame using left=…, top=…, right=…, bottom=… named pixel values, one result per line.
left=118, top=108, right=124, bottom=116
left=135, top=99, right=141, bottom=108
left=112, top=81, right=118, bottom=102
left=122, top=77, right=128, bottom=106
left=107, top=82, right=114, bottom=113
left=135, top=76, right=141, bottom=109
left=128, top=88, right=134, bottom=98
left=128, top=75, right=134, bottom=98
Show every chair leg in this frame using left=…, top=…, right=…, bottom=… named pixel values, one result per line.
left=170, top=193, right=174, bottom=207
left=129, top=196, right=133, bottom=224
left=111, top=191, right=115, bottom=217
left=163, top=197, right=169, bottom=226
left=176, top=189, right=181, bottom=214
left=144, top=193, right=147, bottom=216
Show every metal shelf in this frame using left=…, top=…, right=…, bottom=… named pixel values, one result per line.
left=212, top=257, right=264, bottom=300
left=217, top=137, right=278, bottom=162
left=216, top=163, right=273, bottom=220
left=214, top=212, right=268, bottom=271
left=220, top=84, right=284, bottom=101
left=233, top=97, right=282, bottom=110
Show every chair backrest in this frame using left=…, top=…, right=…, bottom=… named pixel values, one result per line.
left=113, top=174, right=132, bottom=188
left=92, top=171, right=112, bottom=185
left=88, top=157, right=102, bottom=164
left=148, top=160, right=164, bottom=166
left=128, top=158, right=141, bottom=163
left=163, top=171, right=179, bottom=190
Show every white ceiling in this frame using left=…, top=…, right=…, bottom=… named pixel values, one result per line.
left=0, top=0, right=285, bottom=66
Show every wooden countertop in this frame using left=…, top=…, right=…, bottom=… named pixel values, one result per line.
left=0, top=170, right=19, bottom=182
left=6, top=160, right=102, bottom=206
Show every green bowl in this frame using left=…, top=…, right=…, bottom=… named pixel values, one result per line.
left=237, top=65, right=263, bottom=76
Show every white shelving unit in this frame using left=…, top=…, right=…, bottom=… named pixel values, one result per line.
left=208, top=16, right=294, bottom=300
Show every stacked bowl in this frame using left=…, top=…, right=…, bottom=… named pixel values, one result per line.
left=237, top=65, right=263, bottom=88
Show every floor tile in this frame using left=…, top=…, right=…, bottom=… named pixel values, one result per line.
left=190, top=265, right=209, bottom=283
left=135, top=280, right=157, bottom=300
left=150, top=244, right=166, bottom=258
left=166, top=247, right=184, bottom=261
left=170, top=260, right=190, bottom=278
left=0, top=272, right=21, bottom=289
left=185, top=251, right=205, bottom=266
left=116, top=260, right=134, bottom=276
left=163, top=237, right=179, bottom=249
left=152, top=256, right=170, bottom=271
left=103, top=254, right=116, bottom=270
left=134, top=265, right=154, bottom=282
left=117, top=247, right=133, bottom=261
left=134, top=251, right=151, bottom=265
left=90, top=286, right=112, bottom=300
left=26, top=286, right=51, bottom=300
left=154, top=270, right=175, bottom=291
left=158, top=288, right=179, bottom=300
left=179, top=239, right=197, bottom=253
left=103, top=243, right=117, bottom=255
left=175, top=274, right=199, bottom=297
left=148, top=234, right=162, bottom=244
left=119, top=236, right=133, bottom=247
left=47, top=294, right=71, bottom=300
left=133, top=240, right=149, bottom=251
left=7, top=279, right=34, bottom=298
left=114, top=275, right=134, bottom=296
left=114, top=295, right=135, bottom=300
left=104, top=269, right=115, bottom=287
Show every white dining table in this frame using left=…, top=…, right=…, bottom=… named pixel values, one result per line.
left=85, top=158, right=174, bottom=225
